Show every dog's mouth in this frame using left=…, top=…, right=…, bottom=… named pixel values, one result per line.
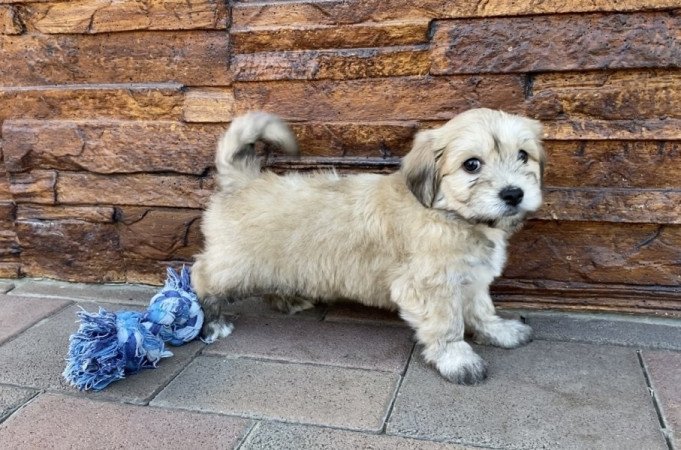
left=502, top=205, right=521, bottom=217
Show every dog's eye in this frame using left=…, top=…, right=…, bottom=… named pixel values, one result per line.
left=462, top=158, right=482, bottom=173
left=518, top=150, right=529, bottom=163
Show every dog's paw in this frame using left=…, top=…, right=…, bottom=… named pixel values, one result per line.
left=435, top=341, right=488, bottom=385
left=200, top=321, right=234, bottom=344
left=474, top=319, right=532, bottom=349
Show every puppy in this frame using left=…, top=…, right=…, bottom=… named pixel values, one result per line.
left=192, top=108, right=545, bottom=384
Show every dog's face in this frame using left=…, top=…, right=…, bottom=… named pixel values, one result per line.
left=402, top=108, right=545, bottom=224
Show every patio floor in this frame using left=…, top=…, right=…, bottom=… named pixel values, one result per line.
left=0, top=279, right=679, bottom=449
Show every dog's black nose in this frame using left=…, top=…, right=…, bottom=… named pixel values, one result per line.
left=499, top=186, right=524, bottom=206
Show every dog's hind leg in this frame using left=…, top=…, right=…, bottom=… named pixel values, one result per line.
left=264, top=294, right=316, bottom=315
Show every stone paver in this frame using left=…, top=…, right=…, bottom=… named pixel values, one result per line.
left=643, top=350, right=681, bottom=447
left=0, top=386, right=36, bottom=422
left=0, top=281, right=15, bottom=294
left=243, top=422, right=471, bottom=449
left=9, top=280, right=158, bottom=306
left=0, top=393, right=252, bottom=449
left=152, top=356, right=400, bottom=432
left=526, top=311, right=681, bottom=350
left=204, top=315, right=414, bottom=372
left=0, top=295, right=72, bottom=344
left=324, top=302, right=407, bottom=327
left=0, top=303, right=204, bottom=404
left=387, top=341, right=667, bottom=449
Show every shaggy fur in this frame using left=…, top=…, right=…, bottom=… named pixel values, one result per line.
left=192, top=108, right=545, bottom=384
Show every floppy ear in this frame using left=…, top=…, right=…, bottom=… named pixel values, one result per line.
left=401, top=130, right=442, bottom=207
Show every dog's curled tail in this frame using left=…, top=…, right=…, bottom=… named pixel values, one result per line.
left=214, top=112, right=298, bottom=192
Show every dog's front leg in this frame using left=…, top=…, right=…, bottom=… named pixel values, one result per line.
left=463, top=282, right=532, bottom=348
left=392, top=275, right=487, bottom=385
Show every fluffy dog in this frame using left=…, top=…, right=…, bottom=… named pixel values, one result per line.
left=192, top=108, right=545, bottom=384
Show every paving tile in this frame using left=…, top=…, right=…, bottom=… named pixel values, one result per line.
left=204, top=315, right=413, bottom=372
left=387, top=341, right=667, bottom=449
left=0, top=386, right=36, bottom=422
left=0, top=393, right=252, bottom=449
left=9, top=279, right=158, bottom=306
left=222, top=296, right=326, bottom=320
left=526, top=311, right=681, bottom=350
left=243, top=422, right=471, bottom=449
left=0, top=303, right=204, bottom=405
left=152, top=356, right=400, bottom=432
left=324, top=302, right=407, bottom=327
left=643, top=350, right=681, bottom=447
left=0, top=281, right=15, bottom=294
left=0, top=295, right=72, bottom=344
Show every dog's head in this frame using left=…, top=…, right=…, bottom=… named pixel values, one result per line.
left=401, top=108, right=544, bottom=226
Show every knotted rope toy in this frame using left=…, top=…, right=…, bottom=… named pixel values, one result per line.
left=63, top=266, right=204, bottom=391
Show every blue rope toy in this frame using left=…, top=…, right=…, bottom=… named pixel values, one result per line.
left=63, top=266, right=204, bottom=391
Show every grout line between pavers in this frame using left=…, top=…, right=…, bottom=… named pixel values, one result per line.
left=0, top=389, right=41, bottom=426
left=142, top=343, right=208, bottom=406
left=379, top=341, right=415, bottom=435
left=234, top=418, right=505, bottom=450
left=235, top=420, right=261, bottom=450
left=0, top=300, right=75, bottom=347
left=147, top=401, right=388, bottom=435
left=198, top=352, right=406, bottom=375
left=637, top=350, right=675, bottom=450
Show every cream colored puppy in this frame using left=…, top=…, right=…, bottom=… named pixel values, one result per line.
left=192, top=108, right=545, bottom=384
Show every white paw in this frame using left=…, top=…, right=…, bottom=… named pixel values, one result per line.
left=474, top=319, right=532, bottom=349
left=201, top=322, right=234, bottom=344
left=434, top=341, right=488, bottom=385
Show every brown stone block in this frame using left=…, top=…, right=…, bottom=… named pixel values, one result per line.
left=232, top=20, right=429, bottom=53
left=537, top=188, right=681, bottom=224
left=505, top=221, right=681, bottom=286
left=542, top=119, right=681, bottom=140
left=233, top=0, right=681, bottom=28
left=125, top=260, right=190, bottom=285
left=234, top=75, right=526, bottom=121
left=233, top=46, right=431, bottom=81
left=0, top=85, right=184, bottom=122
left=0, top=202, right=14, bottom=222
left=0, top=5, right=22, bottom=34
left=17, top=205, right=114, bottom=223
left=291, top=122, right=417, bottom=157
left=183, top=89, right=235, bottom=123
left=0, top=164, right=11, bottom=202
left=431, top=12, right=681, bottom=74
left=0, top=202, right=18, bottom=260
left=16, top=219, right=121, bottom=282
left=56, top=172, right=212, bottom=208
left=116, top=207, right=202, bottom=260
left=3, top=120, right=220, bottom=174
left=8, top=170, right=56, bottom=204
left=0, top=230, right=20, bottom=259
left=0, top=31, right=231, bottom=86
left=0, top=262, right=19, bottom=278
left=530, top=70, right=681, bottom=120
left=544, top=141, right=681, bottom=189
left=22, top=0, right=227, bottom=34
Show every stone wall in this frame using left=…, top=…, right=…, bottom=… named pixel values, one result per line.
left=0, top=1, right=680, bottom=315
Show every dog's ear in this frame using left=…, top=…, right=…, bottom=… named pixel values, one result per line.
left=401, top=130, right=443, bottom=207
